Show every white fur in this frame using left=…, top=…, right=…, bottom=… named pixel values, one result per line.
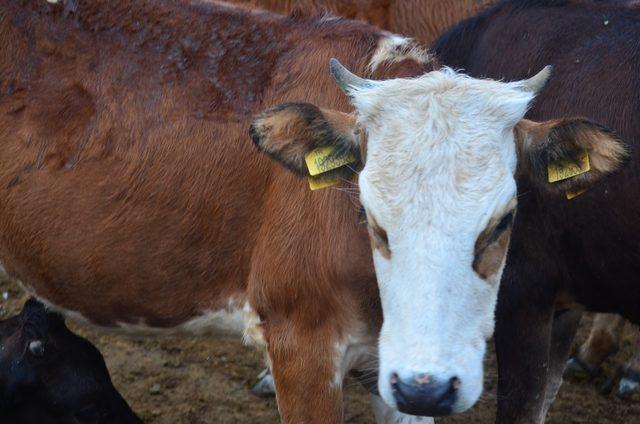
left=349, top=68, right=535, bottom=412
left=332, top=327, right=378, bottom=388
left=15, top=277, right=252, bottom=337
left=369, top=35, right=431, bottom=72
left=370, top=393, right=435, bottom=424
left=115, top=300, right=246, bottom=336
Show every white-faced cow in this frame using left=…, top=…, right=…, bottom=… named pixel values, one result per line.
left=0, top=0, right=627, bottom=422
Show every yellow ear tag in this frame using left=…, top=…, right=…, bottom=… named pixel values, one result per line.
left=308, top=175, right=342, bottom=191
left=305, top=146, right=356, bottom=176
left=566, top=187, right=587, bottom=200
left=548, top=150, right=590, bottom=183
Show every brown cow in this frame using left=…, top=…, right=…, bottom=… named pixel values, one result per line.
left=0, top=0, right=626, bottom=422
left=233, top=0, right=494, bottom=44
left=566, top=314, right=640, bottom=398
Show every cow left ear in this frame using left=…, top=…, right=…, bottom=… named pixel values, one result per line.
left=250, top=102, right=363, bottom=179
left=516, top=118, right=630, bottom=193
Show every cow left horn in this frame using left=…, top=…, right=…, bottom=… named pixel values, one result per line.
left=330, top=58, right=373, bottom=95
left=522, top=65, right=553, bottom=94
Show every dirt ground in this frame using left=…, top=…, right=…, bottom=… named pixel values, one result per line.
left=1, top=278, right=638, bottom=423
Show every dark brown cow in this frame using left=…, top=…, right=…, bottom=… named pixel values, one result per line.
left=0, top=0, right=627, bottom=422
left=434, top=0, right=640, bottom=422
left=233, top=0, right=494, bottom=44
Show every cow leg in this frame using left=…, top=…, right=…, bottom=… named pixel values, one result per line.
left=618, top=325, right=640, bottom=398
left=267, top=327, right=344, bottom=423
left=369, top=393, right=434, bottom=424
left=495, top=299, right=554, bottom=424
left=566, top=313, right=625, bottom=379
left=540, top=309, right=582, bottom=418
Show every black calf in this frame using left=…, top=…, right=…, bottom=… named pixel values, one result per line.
left=0, top=299, right=141, bottom=424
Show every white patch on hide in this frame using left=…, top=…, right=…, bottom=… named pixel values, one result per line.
left=369, top=34, right=431, bottom=72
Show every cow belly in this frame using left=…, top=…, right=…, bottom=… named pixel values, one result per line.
left=3, top=268, right=252, bottom=338
left=39, top=291, right=249, bottom=337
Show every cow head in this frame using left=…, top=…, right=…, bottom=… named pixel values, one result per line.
left=0, top=299, right=141, bottom=424
left=250, top=60, right=629, bottom=416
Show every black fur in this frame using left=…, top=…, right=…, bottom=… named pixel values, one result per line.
left=0, top=299, right=142, bottom=424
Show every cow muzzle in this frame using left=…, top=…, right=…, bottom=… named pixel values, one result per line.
left=390, top=372, right=460, bottom=416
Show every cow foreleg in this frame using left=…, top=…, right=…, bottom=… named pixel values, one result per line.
left=267, top=326, right=344, bottom=423
left=617, top=324, right=640, bottom=399
left=495, top=300, right=554, bottom=424
left=566, top=313, right=625, bottom=379
left=540, top=309, right=582, bottom=418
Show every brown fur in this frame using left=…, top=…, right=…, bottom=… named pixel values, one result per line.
left=367, top=213, right=391, bottom=259
left=251, top=102, right=362, bottom=179
left=0, top=1, right=435, bottom=421
left=233, top=0, right=494, bottom=44
left=473, top=216, right=513, bottom=280
left=574, top=313, right=640, bottom=387
left=577, top=314, right=625, bottom=369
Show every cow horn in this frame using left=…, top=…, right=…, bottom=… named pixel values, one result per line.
left=329, top=58, right=372, bottom=95
left=522, top=65, right=553, bottom=94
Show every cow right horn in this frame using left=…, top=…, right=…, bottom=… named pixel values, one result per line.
left=522, top=65, right=553, bottom=94
left=330, top=58, right=373, bottom=96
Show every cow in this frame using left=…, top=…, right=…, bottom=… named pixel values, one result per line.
left=0, top=0, right=627, bottom=422
left=433, top=0, right=640, bottom=422
left=233, top=0, right=494, bottom=44
left=0, top=298, right=142, bottom=424
left=566, top=313, right=640, bottom=398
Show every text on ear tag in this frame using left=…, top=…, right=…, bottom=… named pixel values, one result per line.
left=548, top=150, right=590, bottom=183
left=305, top=146, right=356, bottom=176
left=308, top=175, right=342, bottom=191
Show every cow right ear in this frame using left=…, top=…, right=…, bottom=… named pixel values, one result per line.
left=250, top=102, right=363, bottom=179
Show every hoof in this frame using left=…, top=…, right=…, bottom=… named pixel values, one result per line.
left=252, top=369, right=276, bottom=398
left=565, top=357, right=600, bottom=380
left=617, top=369, right=640, bottom=399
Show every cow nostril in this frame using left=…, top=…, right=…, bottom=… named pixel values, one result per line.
left=451, top=377, right=461, bottom=390
left=390, top=372, right=399, bottom=384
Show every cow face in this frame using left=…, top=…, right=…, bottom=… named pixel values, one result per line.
left=251, top=60, right=629, bottom=416
left=0, top=299, right=141, bottom=424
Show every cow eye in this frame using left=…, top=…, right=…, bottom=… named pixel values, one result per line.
left=358, top=205, right=367, bottom=222
left=493, top=211, right=514, bottom=236
left=28, top=340, right=45, bottom=357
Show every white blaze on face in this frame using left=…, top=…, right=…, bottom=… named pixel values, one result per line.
left=350, top=69, right=534, bottom=413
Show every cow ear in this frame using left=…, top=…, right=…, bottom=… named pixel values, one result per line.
left=516, top=118, right=630, bottom=193
left=250, top=102, right=363, bottom=179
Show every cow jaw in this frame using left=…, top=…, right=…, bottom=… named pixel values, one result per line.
left=351, top=69, right=533, bottom=416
